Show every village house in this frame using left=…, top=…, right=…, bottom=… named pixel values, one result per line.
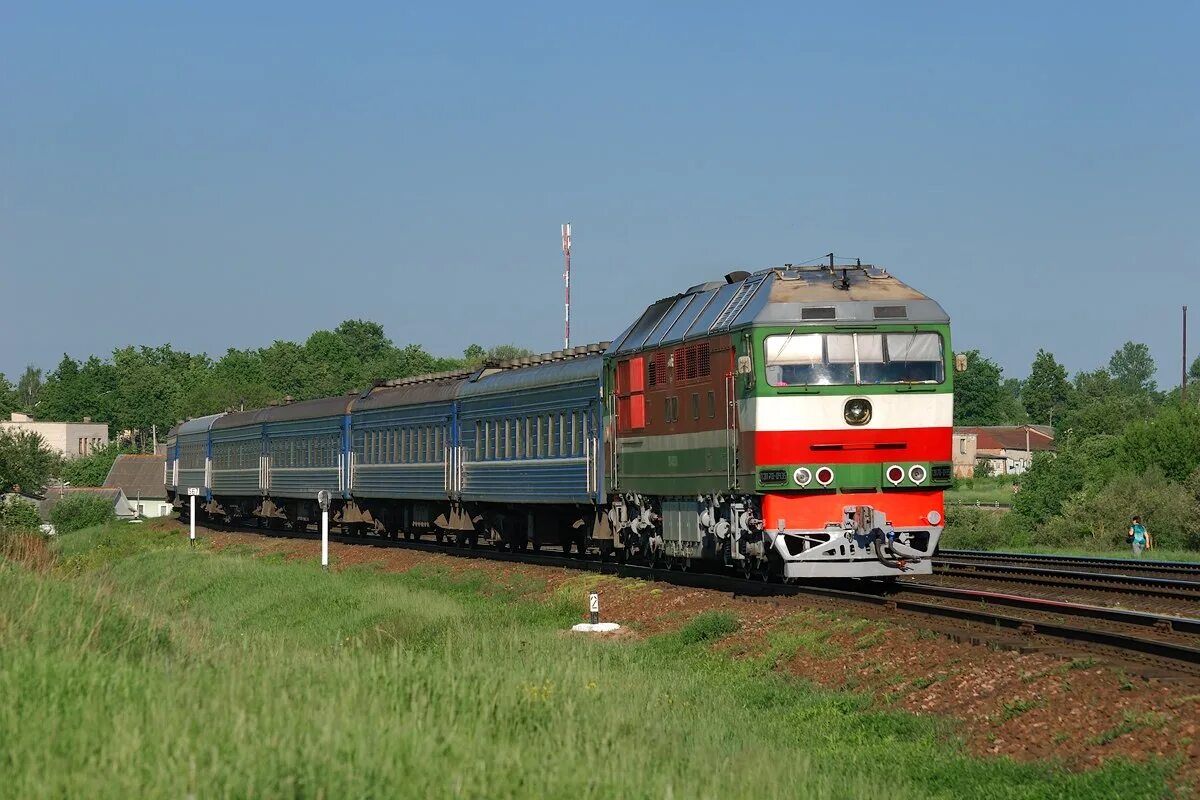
left=103, top=453, right=171, bottom=518
left=952, top=425, right=1055, bottom=477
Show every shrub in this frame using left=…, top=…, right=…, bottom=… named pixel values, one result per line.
left=0, top=496, right=42, bottom=532
left=50, top=494, right=116, bottom=534
left=1039, top=467, right=1200, bottom=550
left=940, top=507, right=1030, bottom=551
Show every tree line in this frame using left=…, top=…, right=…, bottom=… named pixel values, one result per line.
left=950, top=342, right=1200, bottom=552
left=0, top=320, right=533, bottom=447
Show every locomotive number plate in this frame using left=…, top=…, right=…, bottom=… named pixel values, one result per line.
left=759, top=469, right=788, bottom=484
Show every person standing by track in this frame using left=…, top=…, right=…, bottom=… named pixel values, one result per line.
left=1128, top=516, right=1152, bottom=557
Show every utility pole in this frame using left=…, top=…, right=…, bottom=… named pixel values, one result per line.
left=562, top=223, right=572, bottom=350
left=1184, top=305, right=1189, bottom=403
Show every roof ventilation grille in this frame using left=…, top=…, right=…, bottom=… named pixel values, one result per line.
left=873, top=305, right=907, bottom=320
left=801, top=307, right=836, bottom=321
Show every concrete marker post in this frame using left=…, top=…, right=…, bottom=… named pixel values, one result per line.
left=317, top=490, right=331, bottom=571
left=187, top=487, right=199, bottom=544
left=572, top=592, right=619, bottom=633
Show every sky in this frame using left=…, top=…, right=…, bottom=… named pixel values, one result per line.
left=2, top=2, right=1198, bottom=388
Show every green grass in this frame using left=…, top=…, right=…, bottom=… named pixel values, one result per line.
left=0, top=522, right=1177, bottom=798
left=946, top=476, right=1017, bottom=506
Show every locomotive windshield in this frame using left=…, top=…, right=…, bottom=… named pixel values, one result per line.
left=764, top=332, right=944, bottom=387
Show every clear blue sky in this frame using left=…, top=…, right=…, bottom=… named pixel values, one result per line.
left=3, top=2, right=1197, bottom=387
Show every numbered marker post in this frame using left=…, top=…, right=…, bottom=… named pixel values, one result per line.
left=589, top=592, right=599, bottom=625
left=186, top=487, right=200, bottom=543
left=317, top=490, right=331, bottom=570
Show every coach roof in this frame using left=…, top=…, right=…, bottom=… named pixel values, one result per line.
left=176, top=413, right=225, bottom=436
left=458, top=353, right=603, bottom=399
left=211, top=395, right=357, bottom=429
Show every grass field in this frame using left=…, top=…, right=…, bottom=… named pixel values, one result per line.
left=945, top=476, right=1017, bottom=507
left=0, top=523, right=1177, bottom=798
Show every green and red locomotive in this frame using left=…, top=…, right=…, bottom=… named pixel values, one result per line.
left=604, top=261, right=954, bottom=578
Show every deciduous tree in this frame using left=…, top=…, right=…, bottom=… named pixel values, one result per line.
left=1021, top=349, right=1072, bottom=426
left=0, top=430, right=59, bottom=495
left=953, top=350, right=1026, bottom=425
left=1108, top=341, right=1156, bottom=396
left=16, top=365, right=42, bottom=412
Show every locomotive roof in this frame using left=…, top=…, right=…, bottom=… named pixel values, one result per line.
left=606, top=263, right=949, bottom=356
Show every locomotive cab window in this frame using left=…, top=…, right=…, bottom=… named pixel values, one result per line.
left=764, top=332, right=944, bottom=386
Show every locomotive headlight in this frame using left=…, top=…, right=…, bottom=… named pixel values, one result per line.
left=885, top=465, right=905, bottom=485
left=843, top=398, right=872, bottom=426
left=815, top=466, right=835, bottom=486
left=793, top=467, right=813, bottom=486
left=908, top=465, right=928, bottom=484
left=927, top=510, right=942, bottom=525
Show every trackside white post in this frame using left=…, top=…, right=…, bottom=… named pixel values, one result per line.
left=321, top=510, right=329, bottom=570
left=589, top=592, right=599, bottom=625
left=189, top=495, right=196, bottom=544
left=317, top=490, right=332, bottom=571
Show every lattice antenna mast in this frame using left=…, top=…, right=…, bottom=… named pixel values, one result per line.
left=562, top=222, right=572, bottom=350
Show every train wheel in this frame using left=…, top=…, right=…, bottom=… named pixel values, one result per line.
left=641, top=535, right=659, bottom=569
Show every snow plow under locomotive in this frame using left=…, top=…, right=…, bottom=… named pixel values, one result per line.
left=166, top=260, right=956, bottom=581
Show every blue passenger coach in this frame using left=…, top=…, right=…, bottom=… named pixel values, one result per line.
left=174, top=413, right=224, bottom=502
left=174, top=345, right=613, bottom=553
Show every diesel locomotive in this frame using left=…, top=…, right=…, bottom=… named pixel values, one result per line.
left=166, top=261, right=956, bottom=580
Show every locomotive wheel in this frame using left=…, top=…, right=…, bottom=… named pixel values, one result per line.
left=641, top=535, right=660, bottom=568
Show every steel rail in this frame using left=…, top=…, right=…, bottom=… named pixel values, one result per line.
left=932, top=560, right=1200, bottom=598
left=936, top=549, right=1200, bottom=575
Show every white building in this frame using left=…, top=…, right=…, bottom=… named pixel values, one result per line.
left=1, top=413, right=109, bottom=459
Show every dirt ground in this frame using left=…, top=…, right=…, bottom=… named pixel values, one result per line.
left=184, top=523, right=1199, bottom=789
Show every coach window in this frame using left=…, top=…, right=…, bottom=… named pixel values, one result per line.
left=515, top=418, right=525, bottom=459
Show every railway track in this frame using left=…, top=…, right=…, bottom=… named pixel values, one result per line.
left=183, top=519, right=1200, bottom=678
left=936, top=548, right=1200, bottom=578
left=930, top=560, right=1200, bottom=601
